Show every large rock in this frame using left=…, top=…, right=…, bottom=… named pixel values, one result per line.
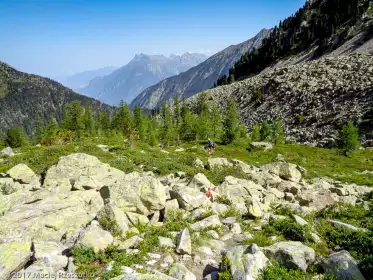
left=163, top=199, right=179, bottom=220
left=100, top=175, right=166, bottom=216
left=33, top=241, right=68, bottom=272
left=76, top=222, right=113, bottom=253
left=168, top=263, right=197, bottom=280
left=207, top=158, right=233, bottom=169
left=263, top=162, right=302, bottom=182
left=0, top=147, right=14, bottom=157
left=190, top=215, right=222, bottom=231
left=0, top=242, right=32, bottom=280
left=126, top=212, right=149, bottom=226
left=231, top=159, right=256, bottom=174
left=247, top=199, right=265, bottom=218
left=225, top=244, right=269, bottom=280
left=0, top=190, right=103, bottom=244
left=321, top=251, right=365, bottom=280
left=192, top=158, right=205, bottom=169
left=263, top=241, right=315, bottom=271
left=97, top=203, right=130, bottom=233
left=296, top=189, right=334, bottom=210
left=250, top=142, right=273, bottom=151
left=176, top=228, right=192, bottom=255
left=170, top=186, right=210, bottom=211
left=188, top=173, right=214, bottom=192
left=6, top=164, right=39, bottom=185
left=43, top=153, right=126, bottom=192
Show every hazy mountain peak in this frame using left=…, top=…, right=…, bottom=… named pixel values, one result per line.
left=79, top=52, right=208, bottom=105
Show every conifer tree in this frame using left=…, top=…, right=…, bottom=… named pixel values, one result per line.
left=98, top=112, right=111, bottom=132
left=250, top=123, right=261, bottom=142
left=180, top=104, right=196, bottom=141
left=160, top=104, right=175, bottom=145
left=211, top=104, right=222, bottom=140
left=338, top=121, right=360, bottom=155
left=43, top=116, right=58, bottom=145
left=147, top=117, right=158, bottom=146
left=133, top=105, right=146, bottom=141
left=34, top=115, right=45, bottom=144
left=196, top=95, right=212, bottom=140
left=62, top=101, right=84, bottom=131
left=83, top=105, right=94, bottom=133
left=272, top=118, right=285, bottom=144
left=260, top=121, right=271, bottom=141
left=222, top=99, right=240, bottom=144
left=6, top=126, right=29, bottom=148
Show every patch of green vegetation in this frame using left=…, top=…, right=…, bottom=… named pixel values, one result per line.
left=220, top=207, right=242, bottom=220
left=311, top=202, right=373, bottom=278
left=203, top=166, right=249, bottom=185
left=197, top=210, right=216, bottom=221
left=98, top=216, right=123, bottom=238
left=218, top=256, right=234, bottom=280
left=242, top=232, right=277, bottom=247
left=215, top=195, right=232, bottom=206
left=0, top=85, right=6, bottom=97
left=263, top=218, right=309, bottom=242
left=260, top=263, right=319, bottom=280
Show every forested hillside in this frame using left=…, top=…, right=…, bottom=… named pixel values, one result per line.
left=217, top=0, right=373, bottom=85
left=0, top=62, right=112, bottom=137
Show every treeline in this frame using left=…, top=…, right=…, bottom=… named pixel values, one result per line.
left=216, top=0, right=371, bottom=86
left=0, top=94, right=251, bottom=148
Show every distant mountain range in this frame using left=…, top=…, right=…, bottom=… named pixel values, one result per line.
left=78, top=53, right=208, bottom=105
left=0, top=62, right=111, bottom=137
left=130, top=29, right=271, bottom=109
left=58, top=66, right=117, bottom=91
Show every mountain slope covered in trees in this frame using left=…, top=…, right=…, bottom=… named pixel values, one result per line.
left=0, top=61, right=111, bottom=137
left=216, top=0, right=373, bottom=85
left=130, top=29, right=270, bottom=110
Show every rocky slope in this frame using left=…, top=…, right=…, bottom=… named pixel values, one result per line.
left=0, top=152, right=371, bottom=279
left=0, top=62, right=111, bottom=137
left=186, top=53, right=373, bottom=146
left=80, top=53, right=208, bottom=106
left=130, top=29, right=270, bottom=110
left=58, top=66, right=117, bottom=91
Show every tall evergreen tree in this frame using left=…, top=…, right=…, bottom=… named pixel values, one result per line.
left=160, top=104, right=175, bottom=145
left=272, top=118, right=285, bottom=144
left=62, top=101, right=84, bottom=131
left=147, top=117, right=158, bottom=146
left=338, top=121, right=360, bottom=155
left=250, top=123, right=261, bottom=142
left=196, top=95, right=212, bottom=140
left=180, top=105, right=196, bottom=141
left=222, top=99, right=241, bottom=144
left=260, top=121, right=271, bottom=141
left=211, top=104, right=222, bottom=140
left=133, top=105, right=146, bottom=141
left=83, top=105, right=94, bottom=133
left=6, top=126, right=29, bottom=148
left=34, top=115, right=45, bottom=144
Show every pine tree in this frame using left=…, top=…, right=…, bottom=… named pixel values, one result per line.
left=196, top=95, right=212, bottom=140
left=211, top=104, right=222, bottom=140
left=260, top=121, right=271, bottom=141
left=43, top=116, right=58, bottom=145
left=111, top=101, right=132, bottom=134
left=160, top=104, right=175, bottom=145
left=250, top=123, right=261, bottom=142
left=98, top=112, right=111, bottom=132
left=180, top=105, right=196, bottom=141
left=62, top=101, right=84, bottom=131
left=147, top=117, right=158, bottom=146
left=34, top=115, right=45, bottom=144
left=272, top=118, right=285, bottom=144
left=338, top=121, right=360, bottom=155
left=6, top=126, right=29, bottom=148
left=83, top=105, right=94, bottom=133
left=228, top=74, right=235, bottom=84
left=222, top=99, right=241, bottom=144
left=133, top=105, right=146, bottom=141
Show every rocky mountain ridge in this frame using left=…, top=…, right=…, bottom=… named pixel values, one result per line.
left=80, top=53, right=208, bottom=105
left=186, top=53, right=373, bottom=146
left=0, top=62, right=111, bottom=137
left=130, top=29, right=270, bottom=109
left=0, top=152, right=371, bottom=279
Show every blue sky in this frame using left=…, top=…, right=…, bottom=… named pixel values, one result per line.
left=0, top=0, right=305, bottom=78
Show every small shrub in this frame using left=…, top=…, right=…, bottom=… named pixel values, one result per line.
left=295, top=114, right=305, bottom=125
left=264, top=218, right=307, bottom=241
left=218, top=256, right=234, bottom=280
left=243, top=232, right=275, bottom=247
left=215, top=195, right=232, bottom=206
left=261, top=263, right=316, bottom=280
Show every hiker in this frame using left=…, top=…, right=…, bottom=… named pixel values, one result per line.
left=207, top=138, right=215, bottom=153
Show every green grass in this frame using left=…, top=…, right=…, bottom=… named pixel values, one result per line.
left=0, top=85, right=5, bottom=98
left=1, top=136, right=373, bottom=186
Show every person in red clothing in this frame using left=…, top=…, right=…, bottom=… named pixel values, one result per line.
left=205, top=187, right=213, bottom=200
